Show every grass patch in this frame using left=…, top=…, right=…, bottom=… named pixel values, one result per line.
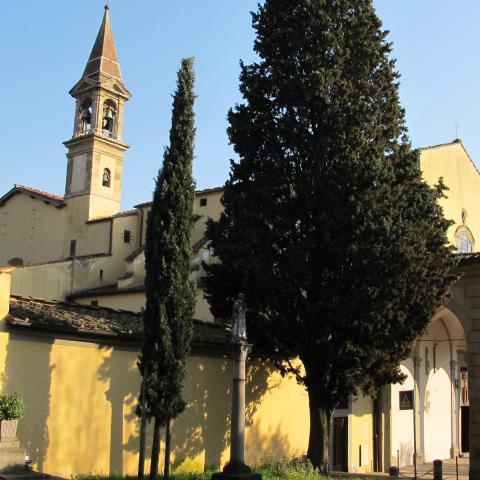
left=74, top=458, right=379, bottom=480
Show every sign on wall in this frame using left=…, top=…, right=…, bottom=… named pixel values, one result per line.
left=399, top=390, right=414, bottom=410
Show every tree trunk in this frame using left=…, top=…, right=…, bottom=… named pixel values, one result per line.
left=373, top=393, right=382, bottom=472
left=163, top=419, right=171, bottom=480
left=306, top=385, right=332, bottom=475
left=149, top=417, right=161, bottom=480
left=138, top=366, right=149, bottom=480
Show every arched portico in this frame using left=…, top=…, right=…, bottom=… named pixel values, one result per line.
left=390, top=307, right=467, bottom=468
left=416, top=309, right=468, bottom=462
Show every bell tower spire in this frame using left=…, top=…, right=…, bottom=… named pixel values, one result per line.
left=63, top=5, right=131, bottom=224
left=83, top=5, right=122, bottom=82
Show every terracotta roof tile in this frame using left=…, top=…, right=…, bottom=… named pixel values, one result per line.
left=7, top=295, right=228, bottom=349
left=83, top=6, right=122, bottom=80
left=134, top=186, right=224, bottom=210
left=14, top=185, right=64, bottom=202
left=0, top=185, right=65, bottom=207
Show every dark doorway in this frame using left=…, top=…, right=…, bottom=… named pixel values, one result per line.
left=460, top=367, right=469, bottom=454
left=461, top=406, right=469, bottom=453
left=332, top=416, right=348, bottom=472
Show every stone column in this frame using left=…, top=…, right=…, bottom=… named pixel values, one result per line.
left=228, top=341, right=251, bottom=473
left=450, top=359, right=460, bottom=458
left=413, top=356, right=424, bottom=465
left=212, top=340, right=261, bottom=480
left=212, top=293, right=261, bottom=480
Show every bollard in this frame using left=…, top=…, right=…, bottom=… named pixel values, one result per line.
left=433, top=459, right=443, bottom=480
left=389, top=466, right=400, bottom=478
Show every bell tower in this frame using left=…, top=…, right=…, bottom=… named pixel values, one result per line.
left=64, top=5, right=131, bottom=222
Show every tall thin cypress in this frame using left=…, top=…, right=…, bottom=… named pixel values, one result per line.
left=138, top=57, right=196, bottom=480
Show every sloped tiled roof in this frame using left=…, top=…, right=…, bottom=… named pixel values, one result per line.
left=86, top=209, right=138, bottom=224
left=0, top=185, right=65, bottom=207
left=458, top=252, right=480, bottom=266
left=67, top=284, right=145, bottom=300
left=7, top=296, right=228, bottom=351
left=134, top=186, right=224, bottom=210
left=125, top=245, right=145, bottom=262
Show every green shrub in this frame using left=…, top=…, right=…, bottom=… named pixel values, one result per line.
left=0, top=392, right=25, bottom=421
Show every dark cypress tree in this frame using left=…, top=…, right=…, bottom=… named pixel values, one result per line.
left=138, top=57, right=196, bottom=480
left=204, top=1, right=457, bottom=473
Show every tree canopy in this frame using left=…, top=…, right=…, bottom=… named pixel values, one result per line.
left=204, top=0, right=457, bottom=472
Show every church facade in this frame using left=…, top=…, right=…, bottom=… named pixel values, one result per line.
left=2, top=6, right=480, bottom=479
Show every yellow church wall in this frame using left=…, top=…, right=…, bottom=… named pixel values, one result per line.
left=420, top=142, right=480, bottom=249
left=0, top=268, right=14, bottom=327
left=110, top=214, right=141, bottom=266
left=63, top=198, right=112, bottom=259
left=192, top=190, right=223, bottom=246
left=0, top=194, right=65, bottom=266
left=0, top=324, right=309, bottom=477
left=75, top=289, right=215, bottom=323
left=349, top=395, right=374, bottom=473
left=11, top=254, right=126, bottom=302
left=76, top=292, right=146, bottom=312
left=138, top=189, right=224, bottom=252
left=75, top=289, right=214, bottom=322
left=196, top=289, right=214, bottom=322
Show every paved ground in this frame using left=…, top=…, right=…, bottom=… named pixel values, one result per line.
left=400, top=457, right=469, bottom=480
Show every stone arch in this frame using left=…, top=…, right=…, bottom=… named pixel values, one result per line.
left=418, top=308, right=467, bottom=461
left=77, top=97, right=93, bottom=136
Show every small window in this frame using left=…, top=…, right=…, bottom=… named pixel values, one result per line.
left=123, top=230, right=131, bottom=243
left=69, top=240, right=77, bottom=257
left=200, top=198, right=207, bottom=207
left=102, top=168, right=111, bottom=188
left=99, top=269, right=104, bottom=281
left=91, top=300, right=98, bottom=307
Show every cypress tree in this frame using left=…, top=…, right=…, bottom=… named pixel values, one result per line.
left=138, top=57, right=196, bottom=480
left=204, top=1, right=457, bottom=473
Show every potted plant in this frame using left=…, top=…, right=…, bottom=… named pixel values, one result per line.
left=0, top=393, right=25, bottom=441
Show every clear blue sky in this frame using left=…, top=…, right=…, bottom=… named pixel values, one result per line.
left=1, top=1, right=479, bottom=210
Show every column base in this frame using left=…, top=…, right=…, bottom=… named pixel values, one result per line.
left=211, top=461, right=261, bottom=480
left=450, top=446, right=460, bottom=459
left=211, top=474, right=261, bottom=480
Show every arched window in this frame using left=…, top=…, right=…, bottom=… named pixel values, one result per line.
left=456, top=226, right=474, bottom=253
left=102, top=99, right=117, bottom=138
left=102, top=168, right=111, bottom=188
left=78, top=99, right=92, bottom=136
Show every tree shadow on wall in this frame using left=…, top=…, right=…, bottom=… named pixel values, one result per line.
left=170, top=356, right=277, bottom=472
left=3, top=333, right=53, bottom=472
left=99, top=346, right=278, bottom=474
left=97, top=344, right=143, bottom=476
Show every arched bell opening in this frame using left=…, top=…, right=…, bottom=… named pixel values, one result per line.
left=77, top=98, right=93, bottom=136
left=102, top=99, right=117, bottom=139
